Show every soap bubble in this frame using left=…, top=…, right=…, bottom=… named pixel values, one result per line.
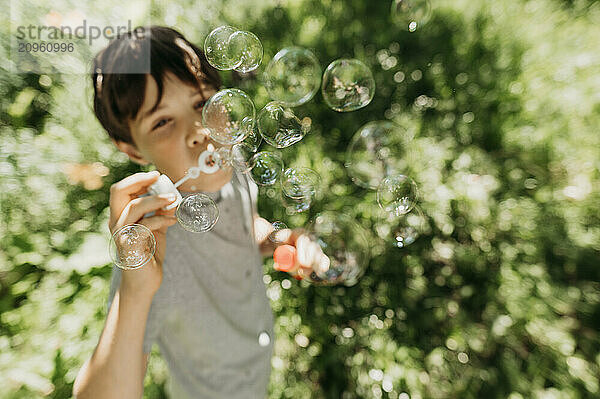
left=300, top=212, right=370, bottom=286
left=257, top=102, right=309, bottom=148
left=281, top=167, right=320, bottom=213
left=202, top=89, right=255, bottom=145
left=176, top=193, right=219, bottom=233
left=345, top=121, right=415, bottom=189
left=263, top=47, right=321, bottom=106
left=109, top=224, right=156, bottom=270
left=204, top=25, right=239, bottom=70
left=241, top=119, right=262, bottom=152
left=228, top=30, right=263, bottom=73
left=389, top=205, right=427, bottom=248
left=230, top=143, right=256, bottom=173
left=377, top=174, right=418, bottom=216
left=269, top=221, right=289, bottom=243
left=249, top=151, right=284, bottom=186
left=321, top=59, right=375, bottom=112
left=391, top=0, right=431, bottom=32
left=281, top=167, right=319, bottom=199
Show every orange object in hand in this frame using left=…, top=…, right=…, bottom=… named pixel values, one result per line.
left=273, top=245, right=297, bottom=272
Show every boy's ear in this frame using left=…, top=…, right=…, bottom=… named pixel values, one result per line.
left=111, top=139, right=150, bottom=166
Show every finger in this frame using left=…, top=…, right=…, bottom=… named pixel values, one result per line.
left=155, top=206, right=177, bottom=217
left=273, top=245, right=297, bottom=272
left=284, top=228, right=306, bottom=246
left=110, top=171, right=160, bottom=207
left=315, top=252, right=331, bottom=275
left=117, top=194, right=178, bottom=228
left=254, top=217, right=274, bottom=243
left=269, top=228, right=292, bottom=244
left=296, top=234, right=321, bottom=268
left=138, top=215, right=178, bottom=232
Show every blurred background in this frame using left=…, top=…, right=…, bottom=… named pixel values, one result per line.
left=1, top=0, right=599, bottom=397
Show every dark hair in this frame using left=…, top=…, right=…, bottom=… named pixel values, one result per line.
left=91, top=26, right=221, bottom=146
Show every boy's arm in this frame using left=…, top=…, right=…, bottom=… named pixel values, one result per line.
left=72, top=286, right=153, bottom=399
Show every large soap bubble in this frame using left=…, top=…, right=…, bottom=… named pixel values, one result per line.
left=202, top=89, right=255, bottom=145
left=301, top=212, right=370, bottom=286
left=377, top=174, right=418, bottom=216
left=345, top=121, right=415, bottom=189
left=109, top=224, right=156, bottom=270
left=213, top=143, right=256, bottom=174
left=391, top=0, right=432, bottom=32
left=257, top=102, right=309, bottom=148
left=321, top=59, right=375, bottom=112
left=227, top=30, right=263, bottom=73
left=263, top=47, right=321, bottom=107
left=249, top=151, right=284, bottom=186
left=176, top=193, right=220, bottom=233
left=204, top=25, right=239, bottom=70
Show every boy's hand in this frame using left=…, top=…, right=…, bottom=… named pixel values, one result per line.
left=254, top=217, right=330, bottom=280
left=108, top=171, right=178, bottom=297
left=273, top=229, right=330, bottom=281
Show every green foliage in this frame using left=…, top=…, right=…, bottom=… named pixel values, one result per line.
left=1, top=0, right=599, bottom=398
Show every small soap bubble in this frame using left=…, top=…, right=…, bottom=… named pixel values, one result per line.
left=377, top=174, right=418, bottom=216
left=301, top=212, right=370, bottom=287
left=269, top=221, right=289, bottom=243
left=257, top=102, right=309, bottom=148
left=281, top=168, right=321, bottom=214
left=321, top=59, right=375, bottom=112
left=390, top=205, right=427, bottom=248
left=249, top=151, right=284, bottom=186
left=109, top=224, right=156, bottom=270
left=281, top=167, right=320, bottom=199
left=258, top=331, right=271, bottom=347
left=281, top=167, right=320, bottom=213
left=263, top=47, right=321, bottom=106
left=176, top=193, right=219, bottom=233
left=202, top=89, right=255, bottom=145
left=390, top=0, right=432, bottom=32
left=204, top=25, right=239, bottom=70
left=228, top=30, right=263, bottom=73
left=345, top=121, right=415, bottom=189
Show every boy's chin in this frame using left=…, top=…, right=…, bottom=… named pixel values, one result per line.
left=178, top=167, right=234, bottom=194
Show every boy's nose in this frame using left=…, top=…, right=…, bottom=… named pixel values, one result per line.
left=187, top=121, right=211, bottom=147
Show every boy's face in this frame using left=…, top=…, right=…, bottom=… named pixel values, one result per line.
left=115, top=71, right=232, bottom=192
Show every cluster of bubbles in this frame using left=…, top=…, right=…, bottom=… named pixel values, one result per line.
left=204, top=26, right=263, bottom=73
left=345, top=121, right=428, bottom=248
left=111, top=11, right=432, bottom=284
left=263, top=47, right=376, bottom=113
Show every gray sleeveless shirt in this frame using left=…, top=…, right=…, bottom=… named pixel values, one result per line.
left=107, top=170, right=274, bottom=398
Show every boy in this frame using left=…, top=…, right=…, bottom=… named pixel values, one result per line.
left=72, top=26, right=320, bottom=398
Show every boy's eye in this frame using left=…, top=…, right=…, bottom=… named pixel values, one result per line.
left=153, top=118, right=170, bottom=131
left=194, top=100, right=207, bottom=110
